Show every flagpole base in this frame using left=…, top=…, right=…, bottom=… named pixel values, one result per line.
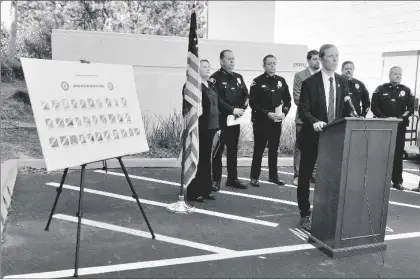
left=166, top=196, right=195, bottom=214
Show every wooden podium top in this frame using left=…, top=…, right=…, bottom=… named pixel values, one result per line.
left=324, top=117, right=402, bottom=130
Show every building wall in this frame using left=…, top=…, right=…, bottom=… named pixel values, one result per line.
left=208, top=1, right=275, bottom=43
left=274, top=1, right=420, bottom=97
left=51, top=29, right=307, bottom=124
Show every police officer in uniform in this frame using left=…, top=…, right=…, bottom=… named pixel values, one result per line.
left=210, top=50, right=249, bottom=190
left=249, top=55, right=292, bottom=187
left=341, top=61, right=371, bottom=117
left=371, top=66, right=415, bottom=190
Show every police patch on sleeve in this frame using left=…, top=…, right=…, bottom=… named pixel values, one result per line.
left=355, top=83, right=360, bottom=89
left=209, top=78, right=216, bottom=84
left=251, top=80, right=256, bottom=87
left=237, top=77, right=241, bottom=84
left=277, top=81, right=282, bottom=88
left=400, top=90, right=405, bottom=96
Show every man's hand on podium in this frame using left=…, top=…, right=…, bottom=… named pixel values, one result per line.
left=313, top=121, right=327, bottom=132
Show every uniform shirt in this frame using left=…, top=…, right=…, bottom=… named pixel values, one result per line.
left=249, top=73, right=292, bottom=122
left=371, top=83, right=414, bottom=126
left=209, top=68, right=249, bottom=127
left=346, top=77, right=370, bottom=117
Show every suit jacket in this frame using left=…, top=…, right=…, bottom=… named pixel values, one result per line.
left=293, top=68, right=312, bottom=124
left=298, top=71, right=350, bottom=150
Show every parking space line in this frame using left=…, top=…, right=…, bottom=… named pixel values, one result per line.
left=53, top=214, right=235, bottom=253
left=388, top=201, right=420, bottom=209
left=259, top=169, right=420, bottom=195
left=45, top=183, right=279, bottom=228
left=3, top=244, right=315, bottom=279
left=93, top=170, right=419, bottom=210
left=5, top=231, right=420, bottom=279
left=261, top=168, right=294, bottom=176
left=404, top=168, right=419, bottom=172
left=94, top=170, right=299, bottom=207
left=230, top=176, right=420, bottom=209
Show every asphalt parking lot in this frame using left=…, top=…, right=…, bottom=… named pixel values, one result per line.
left=1, top=162, right=420, bottom=279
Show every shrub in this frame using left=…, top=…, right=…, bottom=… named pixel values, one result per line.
left=11, top=89, right=31, bottom=106
left=18, top=19, right=55, bottom=60
left=1, top=55, right=24, bottom=82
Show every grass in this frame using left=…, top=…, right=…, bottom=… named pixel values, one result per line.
left=0, top=78, right=295, bottom=162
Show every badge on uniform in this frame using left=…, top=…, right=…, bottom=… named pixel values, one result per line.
left=349, top=92, right=353, bottom=95
left=277, top=81, right=282, bottom=88
left=261, top=85, right=266, bottom=88
left=355, top=83, right=360, bottom=89
left=237, top=77, right=241, bottom=85
left=400, top=90, right=405, bottom=97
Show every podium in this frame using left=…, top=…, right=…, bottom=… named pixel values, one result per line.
left=308, top=117, right=401, bottom=258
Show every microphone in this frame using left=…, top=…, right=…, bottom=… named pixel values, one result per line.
left=344, top=96, right=359, bottom=117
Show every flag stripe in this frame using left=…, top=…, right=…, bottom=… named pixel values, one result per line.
left=181, top=9, right=202, bottom=191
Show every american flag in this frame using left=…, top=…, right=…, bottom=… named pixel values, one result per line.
left=181, top=7, right=202, bottom=191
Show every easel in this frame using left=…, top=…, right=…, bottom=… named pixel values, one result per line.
left=44, top=156, right=155, bottom=277
left=43, top=59, right=154, bottom=277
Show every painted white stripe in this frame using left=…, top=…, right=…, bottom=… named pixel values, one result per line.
left=94, top=170, right=298, bottom=207
left=384, top=232, right=420, bottom=240
left=261, top=168, right=294, bottom=176
left=6, top=231, right=420, bottom=279
left=53, top=214, right=235, bottom=254
left=45, top=183, right=279, bottom=228
left=93, top=170, right=419, bottom=209
left=404, top=168, right=420, bottom=172
left=3, top=243, right=315, bottom=279
left=402, top=171, right=420, bottom=184
left=386, top=226, right=394, bottom=233
left=242, top=174, right=420, bottom=196
left=289, top=229, right=306, bottom=241
left=388, top=201, right=420, bottom=209
left=260, top=170, right=420, bottom=194
left=256, top=213, right=285, bottom=218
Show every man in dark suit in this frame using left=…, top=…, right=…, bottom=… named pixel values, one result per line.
left=297, top=44, right=351, bottom=231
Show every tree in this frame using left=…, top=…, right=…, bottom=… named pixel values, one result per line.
left=7, top=0, right=17, bottom=58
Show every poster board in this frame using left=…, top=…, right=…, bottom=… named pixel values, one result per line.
left=21, top=58, right=149, bottom=171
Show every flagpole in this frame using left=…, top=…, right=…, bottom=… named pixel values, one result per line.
left=166, top=4, right=198, bottom=214
left=166, top=117, right=194, bottom=214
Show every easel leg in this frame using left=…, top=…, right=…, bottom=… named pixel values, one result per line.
left=45, top=168, right=69, bottom=231
left=74, top=164, right=86, bottom=277
left=117, top=157, right=155, bottom=239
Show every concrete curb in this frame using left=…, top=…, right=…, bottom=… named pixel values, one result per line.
left=1, top=159, right=18, bottom=240
left=0, top=156, right=293, bottom=238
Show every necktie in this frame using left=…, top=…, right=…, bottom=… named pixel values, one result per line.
left=328, top=77, right=335, bottom=122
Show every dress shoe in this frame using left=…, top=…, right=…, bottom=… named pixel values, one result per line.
left=268, top=177, right=285, bottom=186
left=212, top=181, right=221, bottom=192
left=187, top=196, right=205, bottom=203
left=250, top=179, right=260, bottom=187
left=300, top=216, right=311, bottom=232
left=195, top=196, right=205, bottom=202
left=206, top=194, right=216, bottom=200
left=292, top=177, right=298, bottom=186
left=226, top=179, right=248, bottom=189
left=393, top=183, right=404, bottom=190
